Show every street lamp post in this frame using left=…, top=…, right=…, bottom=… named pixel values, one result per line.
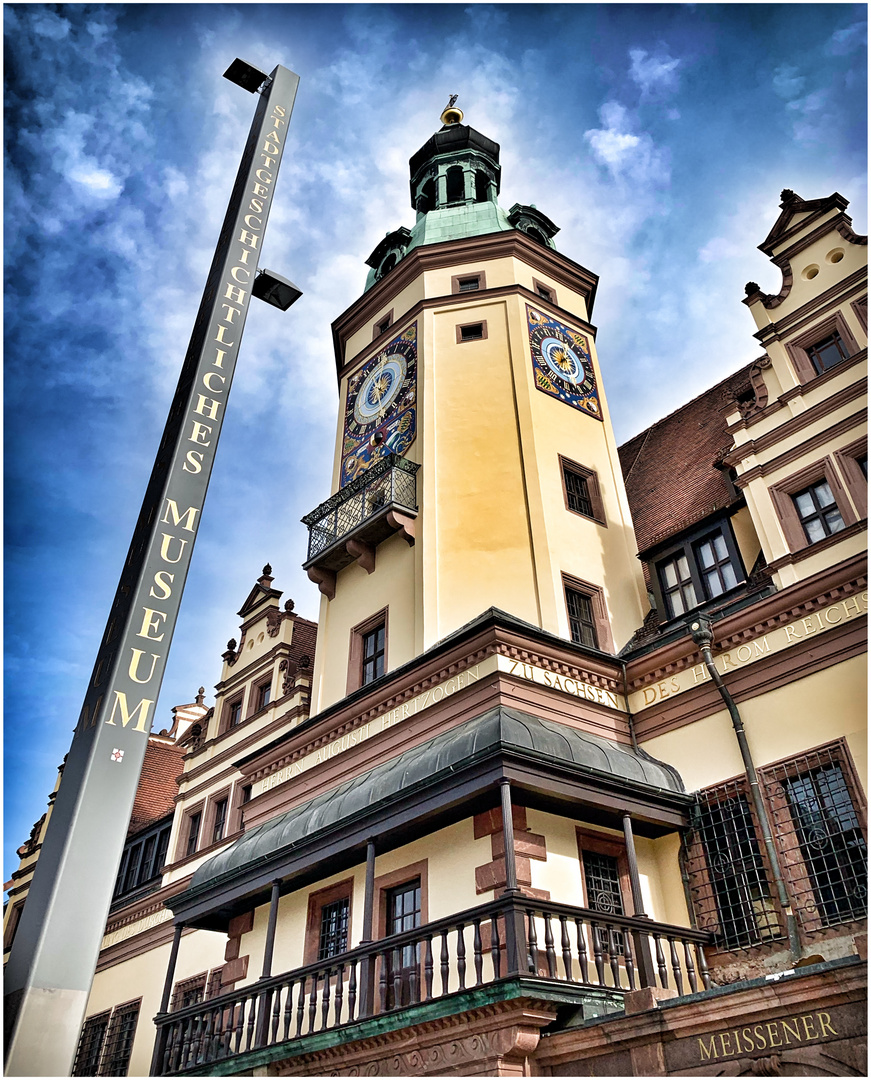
left=4, top=60, right=300, bottom=1077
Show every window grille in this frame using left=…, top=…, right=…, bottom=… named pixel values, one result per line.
left=582, top=850, right=625, bottom=954
left=564, top=468, right=593, bottom=518
left=101, top=1001, right=140, bottom=1076
left=687, top=781, right=782, bottom=949
left=762, top=746, right=867, bottom=931
left=73, top=1012, right=110, bottom=1076
left=171, top=973, right=207, bottom=1012
left=318, top=897, right=350, bottom=960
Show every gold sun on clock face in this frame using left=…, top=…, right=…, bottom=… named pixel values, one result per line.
left=526, top=305, right=601, bottom=419
left=341, top=323, right=417, bottom=483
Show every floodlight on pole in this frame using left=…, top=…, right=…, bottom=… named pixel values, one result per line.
left=253, top=268, right=303, bottom=311
left=4, top=61, right=301, bottom=1077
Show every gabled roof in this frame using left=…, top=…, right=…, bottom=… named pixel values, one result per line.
left=619, top=366, right=752, bottom=555
left=759, top=190, right=849, bottom=257
left=237, top=565, right=282, bottom=619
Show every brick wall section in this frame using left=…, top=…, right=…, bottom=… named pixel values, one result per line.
left=126, top=739, right=187, bottom=835
left=619, top=366, right=753, bottom=555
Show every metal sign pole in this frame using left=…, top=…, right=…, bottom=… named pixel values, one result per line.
left=4, top=63, right=300, bottom=1077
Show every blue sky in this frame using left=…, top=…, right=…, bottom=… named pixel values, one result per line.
left=4, top=3, right=866, bottom=883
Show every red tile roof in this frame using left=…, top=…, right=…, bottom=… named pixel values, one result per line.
left=619, top=365, right=753, bottom=555
left=127, top=739, right=186, bottom=835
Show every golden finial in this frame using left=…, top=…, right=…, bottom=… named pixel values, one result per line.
left=440, top=94, right=463, bottom=127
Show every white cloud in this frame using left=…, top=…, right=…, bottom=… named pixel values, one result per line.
left=772, top=64, right=805, bottom=100
left=825, top=19, right=867, bottom=56
left=30, top=10, right=71, bottom=40
left=583, top=101, right=669, bottom=186
left=628, top=48, right=681, bottom=97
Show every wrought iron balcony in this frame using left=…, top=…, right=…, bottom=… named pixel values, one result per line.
left=152, top=894, right=712, bottom=1075
left=301, top=454, right=419, bottom=596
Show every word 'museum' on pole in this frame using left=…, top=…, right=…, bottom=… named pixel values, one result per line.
left=4, top=62, right=301, bottom=1077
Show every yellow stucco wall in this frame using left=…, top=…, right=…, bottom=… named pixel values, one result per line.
left=641, top=654, right=866, bottom=795
left=85, top=927, right=227, bottom=1078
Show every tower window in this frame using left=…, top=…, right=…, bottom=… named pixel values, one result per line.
left=565, top=587, right=597, bottom=648
left=475, top=170, right=489, bottom=203
left=419, top=177, right=436, bottom=213
left=562, top=574, right=612, bottom=652
left=526, top=226, right=548, bottom=246
left=559, top=457, right=605, bottom=524
left=455, top=320, right=488, bottom=343
left=446, top=165, right=464, bottom=204
left=361, top=623, right=386, bottom=685
left=348, top=609, right=389, bottom=694
left=451, top=271, right=486, bottom=294
left=533, top=279, right=555, bottom=303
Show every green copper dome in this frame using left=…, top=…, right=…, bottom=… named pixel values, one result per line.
left=364, top=113, right=560, bottom=291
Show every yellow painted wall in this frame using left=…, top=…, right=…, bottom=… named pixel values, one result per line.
left=428, top=299, right=541, bottom=640
left=85, top=927, right=227, bottom=1078
left=343, top=277, right=425, bottom=365
left=642, top=654, right=866, bottom=794
left=312, top=531, right=417, bottom=711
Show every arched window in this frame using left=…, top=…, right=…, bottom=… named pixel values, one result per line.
left=446, top=166, right=464, bottom=204
left=421, top=178, right=436, bottom=213
left=475, top=170, right=490, bottom=203
left=379, top=252, right=397, bottom=278
left=526, top=226, right=548, bottom=247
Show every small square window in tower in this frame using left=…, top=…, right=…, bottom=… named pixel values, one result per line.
left=565, top=587, right=597, bottom=648
left=792, top=480, right=845, bottom=543
left=361, top=624, right=386, bottom=685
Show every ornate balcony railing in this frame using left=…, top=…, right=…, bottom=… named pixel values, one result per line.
left=153, top=894, right=712, bottom=1075
left=301, top=454, right=419, bottom=575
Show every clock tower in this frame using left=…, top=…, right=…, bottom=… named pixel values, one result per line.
left=303, top=103, right=647, bottom=711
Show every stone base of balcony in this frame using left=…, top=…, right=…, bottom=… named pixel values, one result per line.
left=180, top=978, right=623, bottom=1077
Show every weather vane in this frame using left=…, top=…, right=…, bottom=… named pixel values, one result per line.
left=440, top=94, right=463, bottom=126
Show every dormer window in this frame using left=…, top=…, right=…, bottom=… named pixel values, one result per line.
left=652, top=521, right=745, bottom=621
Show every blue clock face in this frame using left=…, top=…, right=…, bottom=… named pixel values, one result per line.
left=353, top=354, right=407, bottom=424
left=342, top=323, right=417, bottom=484
left=539, top=336, right=584, bottom=385
left=526, top=306, right=602, bottom=420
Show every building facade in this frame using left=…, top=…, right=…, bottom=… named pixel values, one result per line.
left=4, top=108, right=866, bottom=1077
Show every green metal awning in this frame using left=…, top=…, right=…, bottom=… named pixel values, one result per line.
left=190, top=707, right=685, bottom=893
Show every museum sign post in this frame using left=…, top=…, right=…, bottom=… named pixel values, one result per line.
left=4, top=62, right=300, bottom=1077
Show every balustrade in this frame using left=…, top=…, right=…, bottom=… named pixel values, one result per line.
left=154, top=895, right=711, bottom=1074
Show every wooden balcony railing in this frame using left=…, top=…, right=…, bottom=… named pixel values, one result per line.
left=153, top=895, right=712, bottom=1075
